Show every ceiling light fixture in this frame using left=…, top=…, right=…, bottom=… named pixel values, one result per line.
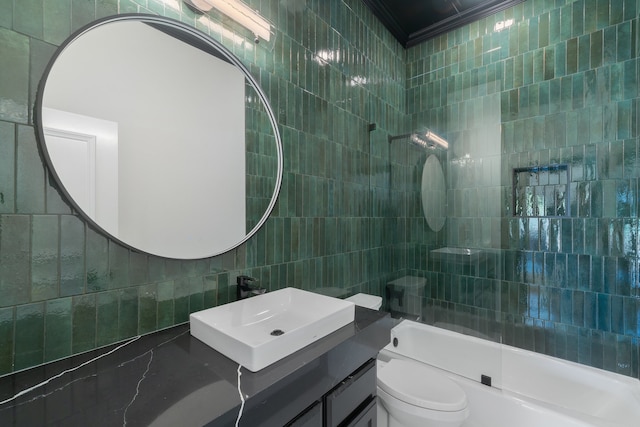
left=184, top=0, right=271, bottom=42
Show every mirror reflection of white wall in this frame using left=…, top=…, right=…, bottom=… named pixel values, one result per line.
left=42, top=21, right=246, bottom=258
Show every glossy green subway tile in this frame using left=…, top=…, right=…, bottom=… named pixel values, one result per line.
left=129, top=251, right=149, bottom=285
left=603, top=26, right=617, bottom=65
left=0, top=307, right=13, bottom=375
left=86, top=227, right=109, bottom=292
left=0, top=0, right=12, bottom=28
left=157, top=280, right=175, bottom=329
left=173, top=278, right=190, bottom=323
left=611, top=296, right=624, bottom=334
left=0, top=121, right=15, bottom=213
left=518, top=20, right=529, bottom=53
left=623, top=139, right=637, bottom=178
left=59, top=216, right=84, bottom=297
left=558, top=3, right=572, bottom=41
left=96, top=0, right=117, bottom=19
left=616, top=255, right=633, bottom=296
left=550, top=287, right=561, bottom=322
left=108, top=243, right=130, bottom=289
left=617, top=21, right=632, bottom=62
left=533, top=49, right=544, bottom=83
left=623, top=0, right=637, bottom=21
left=0, top=28, right=29, bottom=124
left=17, top=125, right=45, bottom=212
left=610, top=140, right=624, bottom=179
left=118, top=287, right=138, bottom=339
left=44, top=0, right=71, bottom=45
left=543, top=47, right=554, bottom=80
left=96, top=291, right=118, bottom=347
left=45, top=174, right=73, bottom=216
left=584, top=69, right=597, bottom=107
left=203, top=275, right=218, bottom=308
left=614, top=335, right=633, bottom=376
left=590, top=30, right=603, bottom=69
left=571, top=0, right=584, bottom=37
left=13, top=0, right=43, bottom=39
left=583, top=291, right=597, bottom=330
left=589, top=106, right=603, bottom=143
left=560, top=76, right=572, bottom=112
left=71, top=0, right=96, bottom=32
left=31, top=215, right=59, bottom=301
left=188, top=276, right=204, bottom=313
left=72, top=294, right=95, bottom=353
left=44, top=298, right=72, bottom=362
left=583, top=0, right=596, bottom=33
left=538, top=12, right=549, bottom=48
left=14, top=302, right=44, bottom=370
left=623, top=60, right=637, bottom=100
left=572, top=73, right=584, bottom=110
left=0, top=215, right=31, bottom=306
left=623, top=297, right=638, bottom=335
left=603, top=103, right=617, bottom=142
left=561, top=288, right=573, bottom=324
left=138, top=284, right=158, bottom=334
left=595, top=0, right=609, bottom=29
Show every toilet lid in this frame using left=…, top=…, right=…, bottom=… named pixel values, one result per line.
left=378, top=359, right=467, bottom=412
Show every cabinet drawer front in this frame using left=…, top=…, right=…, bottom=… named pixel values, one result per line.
left=287, top=400, right=323, bottom=427
left=324, top=359, right=376, bottom=427
left=346, top=398, right=376, bottom=427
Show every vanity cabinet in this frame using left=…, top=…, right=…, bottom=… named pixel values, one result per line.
left=288, top=359, right=377, bottom=427
left=0, top=309, right=392, bottom=427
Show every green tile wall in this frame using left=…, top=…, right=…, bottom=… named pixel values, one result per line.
left=406, top=0, right=640, bottom=378
left=5, top=0, right=634, bottom=382
left=0, top=0, right=405, bottom=376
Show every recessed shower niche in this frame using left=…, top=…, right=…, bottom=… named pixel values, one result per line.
left=512, top=165, right=570, bottom=218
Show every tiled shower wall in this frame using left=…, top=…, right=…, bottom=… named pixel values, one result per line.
left=0, top=0, right=406, bottom=376
left=406, top=0, right=640, bottom=378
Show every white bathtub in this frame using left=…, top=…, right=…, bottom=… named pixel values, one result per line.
left=378, top=320, right=640, bottom=427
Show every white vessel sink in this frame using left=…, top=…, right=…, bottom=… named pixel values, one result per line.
left=189, top=287, right=355, bottom=372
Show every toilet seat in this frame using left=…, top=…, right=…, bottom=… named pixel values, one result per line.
left=377, top=359, right=467, bottom=412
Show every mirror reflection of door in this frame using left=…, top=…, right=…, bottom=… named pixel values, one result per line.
left=43, top=108, right=119, bottom=236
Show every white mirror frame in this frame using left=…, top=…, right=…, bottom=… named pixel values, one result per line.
left=35, top=14, right=283, bottom=259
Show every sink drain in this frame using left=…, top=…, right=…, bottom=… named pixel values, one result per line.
left=270, top=329, right=285, bottom=336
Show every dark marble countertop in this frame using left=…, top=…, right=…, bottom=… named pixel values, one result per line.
left=0, top=307, right=393, bottom=426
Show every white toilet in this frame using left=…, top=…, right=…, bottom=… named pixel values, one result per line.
left=346, top=293, right=469, bottom=427
left=376, top=358, right=469, bottom=427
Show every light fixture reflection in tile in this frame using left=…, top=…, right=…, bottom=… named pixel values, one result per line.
left=314, top=49, right=341, bottom=66
left=494, top=19, right=514, bottom=32
left=350, top=76, right=368, bottom=86
left=162, top=0, right=182, bottom=10
left=184, top=0, right=213, bottom=12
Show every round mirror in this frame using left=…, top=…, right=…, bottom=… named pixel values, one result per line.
left=36, top=15, right=283, bottom=259
left=421, top=154, right=446, bottom=232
